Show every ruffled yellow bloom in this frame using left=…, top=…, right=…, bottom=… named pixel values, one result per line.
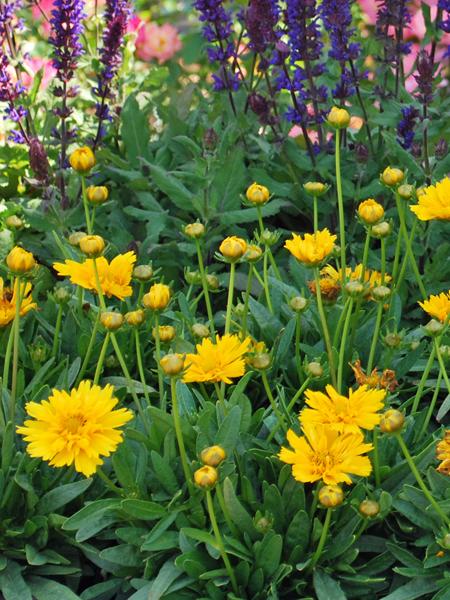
left=0, top=278, right=36, bottom=327
left=183, top=334, right=251, bottom=384
left=419, top=291, right=450, bottom=323
left=53, top=252, right=136, bottom=301
left=284, top=229, right=336, bottom=266
left=320, top=264, right=392, bottom=298
left=279, top=422, right=373, bottom=485
left=16, top=381, right=133, bottom=477
left=436, top=430, right=450, bottom=476
left=410, top=177, right=450, bottom=221
left=300, top=384, right=386, bottom=434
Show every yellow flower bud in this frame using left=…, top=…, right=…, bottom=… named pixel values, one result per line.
left=6, top=246, right=36, bottom=274
left=381, top=167, right=404, bottom=187
left=153, top=325, right=176, bottom=343
left=371, top=221, right=392, bottom=239
left=143, top=283, right=171, bottom=311
left=5, top=215, right=24, bottom=229
left=133, top=265, right=153, bottom=282
left=206, top=274, right=220, bottom=290
left=303, top=181, right=328, bottom=196
left=194, top=465, right=218, bottom=489
left=125, top=309, right=145, bottom=326
left=79, top=235, right=105, bottom=257
left=306, top=361, right=323, bottom=378
left=246, top=182, right=270, bottom=205
left=69, top=146, right=96, bottom=173
left=68, top=231, right=87, bottom=246
left=200, top=445, right=227, bottom=467
left=184, top=222, right=205, bottom=239
left=160, top=353, right=185, bottom=376
left=359, top=499, right=380, bottom=518
left=319, top=484, right=344, bottom=508
left=289, top=296, right=308, bottom=313
left=86, top=185, right=109, bottom=204
left=192, top=323, right=210, bottom=338
left=379, top=409, right=405, bottom=433
left=327, top=106, right=351, bottom=129
left=358, top=199, right=385, bottom=225
left=100, top=311, right=124, bottom=331
left=397, top=184, right=415, bottom=200
left=245, top=244, right=263, bottom=262
left=219, top=236, right=247, bottom=261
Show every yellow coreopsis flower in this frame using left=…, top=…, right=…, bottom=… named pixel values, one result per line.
left=410, top=177, right=450, bottom=221
left=0, top=278, right=36, bottom=327
left=320, top=264, right=392, bottom=297
left=183, top=334, right=251, bottom=384
left=284, top=229, right=336, bottom=267
left=419, top=291, right=450, bottom=323
left=279, top=422, right=373, bottom=485
left=16, top=381, right=133, bottom=477
left=436, top=430, right=450, bottom=476
left=53, top=252, right=136, bottom=301
left=300, top=384, right=386, bottom=434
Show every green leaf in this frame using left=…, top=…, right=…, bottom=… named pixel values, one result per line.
left=142, top=160, right=194, bottom=210
left=285, top=510, right=310, bottom=554
left=150, top=451, right=179, bottom=494
left=382, top=578, right=439, bottom=599
left=146, top=560, right=183, bottom=600
left=62, top=499, right=121, bottom=542
left=216, top=406, right=242, bottom=453
left=313, top=570, right=347, bottom=600
left=121, top=94, right=150, bottom=166
left=120, top=499, right=166, bottom=520
left=99, top=545, right=140, bottom=567
left=37, top=479, right=92, bottom=514
left=27, top=576, right=81, bottom=600
left=223, top=477, right=257, bottom=541
left=0, top=561, right=32, bottom=600
left=255, top=532, right=283, bottom=577
left=180, top=528, right=219, bottom=550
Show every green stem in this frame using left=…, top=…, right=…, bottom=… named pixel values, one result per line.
left=309, top=508, right=332, bottom=570
left=395, top=433, right=450, bottom=525
left=360, top=227, right=371, bottom=282
left=93, top=333, right=110, bottom=385
left=81, top=176, right=92, bottom=235
left=10, top=277, right=22, bottom=420
left=411, top=346, right=436, bottom=413
left=51, top=303, right=64, bottom=359
left=333, top=298, right=352, bottom=350
left=314, top=269, right=337, bottom=387
left=76, top=311, right=100, bottom=384
left=372, top=429, right=381, bottom=488
left=267, top=248, right=282, bottom=281
left=380, top=238, right=386, bottom=285
left=262, top=248, right=273, bottom=314
left=261, top=370, right=288, bottom=433
left=153, top=312, right=165, bottom=410
left=367, top=302, right=384, bottom=373
left=135, top=329, right=151, bottom=406
left=206, top=490, right=239, bottom=595
left=170, top=378, right=193, bottom=494
left=313, top=196, right=318, bottom=233
left=256, top=206, right=265, bottom=236
left=395, top=194, right=427, bottom=299
left=241, top=263, right=253, bottom=338
left=337, top=297, right=354, bottom=393
left=195, top=239, right=215, bottom=337
left=2, top=322, right=15, bottom=399
left=295, top=312, right=303, bottom=385
left=391, top=219, right=403, bottom=284
left=224, top=262, right=236, bottom=335
left=418, top=371, right=442, bottom=439
left=96, top=467, right=124, bottom=496
left=396, top=219, right=417, bottom=291
left=335, top=128, right=346, bottom=284
left=434, top=339, right=450, bottom=396
left=267, top=377, right=311, bottom=442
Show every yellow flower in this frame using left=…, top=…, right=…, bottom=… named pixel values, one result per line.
left=410, top=177, right=450, bottom=221
left=194, top=465, right=218, bottom=488
left=160, top=353, right=185, bottom=376
left=184, top=223, right=205, bottom=238
left=318, top=484, right=344, bottom=508
left=6, top=246, right=36, bottom=274
left=246, top=182, right=270, bottom=205
left=16, top=381, right=133, bottom=477
left=183, top=334, right=251, bottom=384
left=219, top=236, right=247, bottom=261
left=358, top=199, right=384, bottom=225
left=327, top=106, right=351, bottom=129
left=381, top=167, right=404, bottom=187
left=70, top=146, right=96, bottom=173
left=307, top=275, right=341, bottom=302
left=153, top=325, right=176, bottom=342
left=279, top=422, right=373, bottom=485
left=284, top=229, right=336, bottom=266
left=320, top=264, right=392, bottom=298
left=86, top=186, right=109, bottom=204
left=53, top=252, right=136, bottom=301
left=436, top=430, right=450, bottom=476
left=0, top=278, right=36, bottom=327
left=79, top=235, right=105, bottom=257
left=200, top=445, right=227, bottom=467
left=143, top=283, right=171, bottom=311
left=300, top=384, right=386, bottom=434
left=419, top=291, right=450, bottom=323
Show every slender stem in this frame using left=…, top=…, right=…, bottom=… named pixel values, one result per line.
left=51, top=303, right=64, bottom=359
left=267, top=248, right=282, bottom=281
left=135, top=329, right=151, bottom=406
left=309, top=508, right=332, bottom=570
left=295, top=312, right=303, bottom=384
left=170, top=378, right=193, bottom=495
left=395, top=194, right=427, bottom=299
left=93, top=333, right=110, bottom=385
left=360, top=227, right=371, bottom=282
left=313, top=196, right=318, bottom=233
left=261, top=370, right=288, bottom=433
left=411, top=346, right=436, bottom=414
left=395, top=433, right=450, bottom=525
left=96, top=467, right=124, bottom=496
left=206, top=490, right=239, bottom=595
left=267, top=376, right=312, bottom=443
left=337, top=297, right=354, bottom=393
left=241, top=263, right=253, bottom=338
left=262, top=248, right=273, bottom=314
left=391, top=220, right=403, bottom=284
left=367, top=302, right=384, bottom=373
left=434, top=339, right=450, bottom=396
left=216, top=482, right=238, bottom=536
left=333, top=298, right=351, bottom=350
left=256, top=206, right=265, bottom=237
left=418, top=371, right=442, bottom=439
left=372, top=429, right=381, bottom=488
left=76, top=311, right=101, bottom=384
left=314, top=269, right=337, bottom=387
left=2, top=322, right=15, bottom=398
left=10, top=277, right=22, bottom=420
left=195, top=239, right=215, bottom=337
left=224, top=262, right=236, bottom=335
left=380, top=238, right=386, bottom=285
left=335, top=129, right=346, bottom=284
left=153, top=312, right=165, bottom=409
left=81, top=176, right=92, bottom=235
left=396, top=220, right=417, bottom=291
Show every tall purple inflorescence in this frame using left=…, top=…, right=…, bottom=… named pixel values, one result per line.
left=245, top=0, right=278, bottom=55
left=376, top=0, right=412, bottom=73
left=397, top=106, right=419, bottom=149
left=94, top=0, right=131, bottom=146
left=194, top=0, right=240, bottom=93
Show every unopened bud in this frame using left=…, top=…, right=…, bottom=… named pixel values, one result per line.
left=306, top=362, right=323, bottom=378
left=359, top=499, right=380, bottom=518
left=219, top=236, right=247, bottom=261
left=289, top=296, right=308, bottom=313
left=206, top=274, right=220, bottom=290
left=246, top=182, right=270, bottom=205
left=372, top=285, right=391, bottom=301
left=79, top=235, right=105, bottom=257
left=6, top=246, right=36, bottom=274
left=153, top=325, right=176, bottom=343
left=303, top=181, right=328, bottom=196
left=424, top=319, right=444, bottom=337
left=435, top=139, right=448, bottom=159
left=160, top=353, right=185, bottom=376
left=319, top=485, right=344, bottom=508
left=379, top=409, right=405, bottom=433
left=203, top=128, right=218, bottom=151
left=184, top=223, right=205, bottom=239
left=185, top=270, right=202, bottom=285
left=397, top=184, right=415, bottom=200
left=54, top=286, right=71, bottom=304
left=371, top=221, right=391, bottom=239
left=192, top=323, right=210, bottom=338
left=249, top=353, right=271, bottom=370
left=5, top=215, right=24, bottom=229
left=194, top=465, right=218, bottom=489
left=125, top=309, right=145, bottom=326
left=327, top=106, right=351, bottom=129
left=133, top=265, right=153, bottom=282
left=29, top=137, right=50, bottom=182
left=384, top=333, right=402, bottom=348
left=68, top=231, right=87, bottom=246
left=345, top=281, right=365, bottom=297
left=200, top=445, right=226, bottom=467
left=100, top=311, right=124, bottom=331
left=381, top=167, right=404, bottom=187
left=87, top=185, right=109, bottom=204
left=245, top=244, right=263, bottom=262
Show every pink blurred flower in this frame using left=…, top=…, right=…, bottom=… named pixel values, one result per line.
left=22, top=57, right=56, bottom=91
left=135, top=22, right=182, bottom=64
left=128, top=14, right=143, bottom=34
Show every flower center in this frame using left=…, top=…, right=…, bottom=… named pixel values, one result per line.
left=64, top=413, right=86, bottom=434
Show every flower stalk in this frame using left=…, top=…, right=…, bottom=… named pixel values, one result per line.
left=314, top=268, right=337, bottom=387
